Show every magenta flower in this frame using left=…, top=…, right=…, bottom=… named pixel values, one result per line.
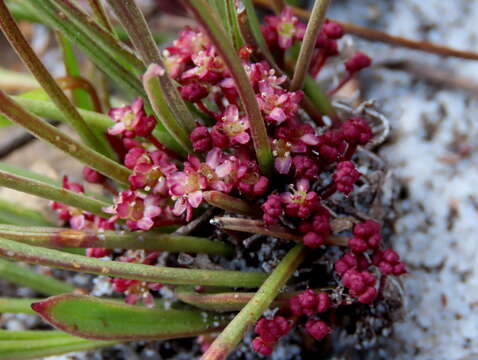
left=167, top=157, right=208, bottom=220
left=108, top=98, right=156, bottom=138
left=256, top=81, right=302, bottom=125
left=182, top=49, right=225, bottom=84
left=218, top=105, right=250, bottom=145
left=104, top=190, right=163, bottom=231
left=262, top=7, right=304, bottom=49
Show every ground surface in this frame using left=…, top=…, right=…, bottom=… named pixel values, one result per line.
left=329, top=1, right=478, bottom=359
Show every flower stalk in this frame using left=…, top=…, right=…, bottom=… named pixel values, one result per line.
left=203, top=191, right=261, bottom=217
left=201, top=244, right=306, bottom=360
left=290, top=0, right=331, bottom=91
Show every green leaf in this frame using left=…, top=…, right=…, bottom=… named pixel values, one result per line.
left=0, top=237, right=267, bottom=288
left=0, top=169, right=111, bottom=217
left=0, top=298, right=38, bottom=314
left=0, top=258, right=75, bottom=296
left=0, top=224, right=234, bottom=256
left=32, top=294, right=232, bottom=340
left=184, top=0, right=273, bottom=175
left=0, top=335, right=116, bottom=360
left=56, top=33, right=95, bottom=111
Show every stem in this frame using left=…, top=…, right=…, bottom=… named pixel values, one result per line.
left=0, top=225, right=233, bottom=256
left=107, top=0, right=196, bottom=134
left=0, top=258, right=75, bottom=295
left=0, top=238, right=267, bottom=288
left=0, top=330, right=72, bottom=340
left=185, top=0, right=273, bottom=175
left=290, top=0, right=331, bottom=91
left=0, top=0, right=112, bottom=157
left=255, top=0, right=478, bottom=62
left=212, top=217, right=348, bottom=246
left=201, top=244, right=306, bottom=360
left=0, top=170, right=110, bottom=217
left=203, top=191, right=260, bottom=217
left=0, top=93, right=131, bottom=185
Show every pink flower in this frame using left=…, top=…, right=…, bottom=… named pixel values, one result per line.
left=262, top=7, right=304, bottom=50
left=256, top=81, right=302, bottom=125
left=167, top=157, right=208, bottom=220
left=108, top=98, right=156, bottom=138
left=218, top=105, right=250, bottom=145
left=126, top=148, right=176, bottom=195
left=182, top=49, right=225, bottom=84
left=105, top=190, right=163, bottom=231
left=272, top=139, right=293, bottom=174
left=262, top=194, right=283, bottom=225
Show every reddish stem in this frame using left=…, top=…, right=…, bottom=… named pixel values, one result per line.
left=196, top=100, right=218, bottom=119
left=327, top=73, right=353, bottom=96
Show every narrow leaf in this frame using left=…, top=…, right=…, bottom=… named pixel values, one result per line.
left=86, top=0, right=117, bottom=36
left=56, top=33, right=94, bottom=111
left=203, top=191, right=260, bottom=217
left=0, top=170, right=110, bottom=217
left=0, top=335, right=116, bottom=360
left=0, top=258, right=75, bottom=296
left=0, top=92, right=131, bottom=185
left=0, top=330, right=71, bottom=340
left=0, top=224, right=233, bottom=256
left=0, top=238, right=267, bottom=288
left=0, top=1, right=113, bottom=157
left=184, top=0, right=273, bottom=175
left=202, top=244, right=306, bottom=359
left=32, top=294, right=232, bottom=340
left=290, top=0, right=331, bottom=90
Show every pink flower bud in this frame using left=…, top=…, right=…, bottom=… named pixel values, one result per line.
left=252, top=336, right=274, bottom=356
left=82, top=167, right=105, bottom=184
left=180, top=83, right=209, bottom=102
left=305, top=320, right=331, bottom=341
left=190, top=126, right=212, bottom=152
left=345, top=52, right=372, bottom=73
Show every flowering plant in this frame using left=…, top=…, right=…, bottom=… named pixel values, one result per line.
left=0, top=0, right=408, bottom=359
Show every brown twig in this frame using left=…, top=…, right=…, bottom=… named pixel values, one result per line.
left=380, top=60, right=478, bottom=97
left=254, top=0, right=478, bottom=61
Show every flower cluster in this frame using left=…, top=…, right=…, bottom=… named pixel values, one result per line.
left=253, top=290, right=332, bottom=355
left=46, top=5, right=404, bottom=355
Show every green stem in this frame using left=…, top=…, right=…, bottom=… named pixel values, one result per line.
left=0, top=224, right=233, bottom=256
left=0, top=170, right=110, bottom=217
left=0, top=0, right=113, bottom=157
left=0, top=237, right=267, bottom=287
left=203, top=191, right=260, bottom=217
left=0, top=258, right=75, bottom=295
left=0, top=93, right=131, bottom=185
left=107, top=0, right=196, bottom=134
left=185, top=0, right=273, bottom=175
left=201, top=244, right=306, bottom=360
left=290, top=0, right=331, bottom=91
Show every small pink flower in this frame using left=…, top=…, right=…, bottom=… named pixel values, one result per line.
left=263, top=7, right=304, bottom=50
left=218, top=105, right=250, bottom=145
left=182, top=50, right=225, bottom=84
left=105, top=190, right=163, bottom=231
left=256, top=81, right=302, bottom=125
left=108, top=98, right=156, bottom=138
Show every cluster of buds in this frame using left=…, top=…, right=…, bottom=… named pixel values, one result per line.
left=253, top=290, right=332, bottom=355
